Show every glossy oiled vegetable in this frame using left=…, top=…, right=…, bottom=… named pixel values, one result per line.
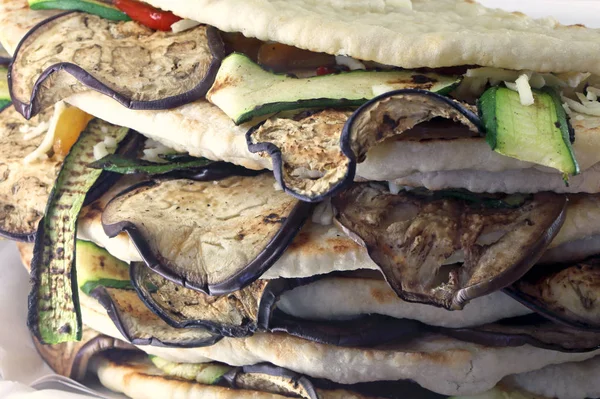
left=209, top=53, right=460, bottom=124
left=333, top=184, right=567, bottom=310
left=102, top=174, right=312, bottom=295
left=10, top=13, right=224, bottom=119
left=505, top=259, right=600, bottom=331
left=247, top=89, right=481, bottom=202
left=28, top=119, right=129, bottom=344
left=0, top=106, right=59, bottom=241
left=479, top=86, right=579, bottom=178
left=89, top=154, right=212, bottom=175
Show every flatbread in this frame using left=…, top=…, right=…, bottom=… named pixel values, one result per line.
left=394, top=163, right=600, bottom=194
left=92, top=352, right=377, bottom=399
left=16, top=239, right=531, bottom=329
left=143, top=0, right=600, bottom=75
left=78, top=177, right=600, bottom=277
left=0, top=0, right=60, bottom=55
left=504, top=356, right=600, bottom=399
left=79, top=295, right=600, bottom=396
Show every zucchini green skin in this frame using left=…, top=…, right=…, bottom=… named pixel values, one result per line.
left=208, top=53, right=460, bottom=124
left=0, top=66, right=10, bottom=109
left=479, top=86, right=579, bottom=177
left=88, top=154, right=212, bottom=175
left=28, top=0, right=130, bottom=21
left=76, top=240, right=133, bottom=295
left=28, top=120, right=129, bottom=344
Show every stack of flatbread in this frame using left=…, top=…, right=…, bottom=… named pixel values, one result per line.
left=1, top=0, right=600, bottom=398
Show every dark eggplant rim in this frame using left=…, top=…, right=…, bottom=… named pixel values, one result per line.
left=69, top=335, right=137, bottom=381
left=131, top=264, right=318, bottom=337
left=0, top=104, right=35, bottom=242
left=247, top=89, right=482, bottom=203
left=268, top=310, right=435, bottom=348
left=220, top=363, right=320, bottom=399
left=103, top=176, right=313, bottom=296
left=445, top=314, right=600, bottom=353
left=0, top=57, right=11, bottom=66
left=130, top=262, right=256, bottom=337
left=451, top=193, right=568, bottom=309
left=9, top=12, right=226, bottom=120
left=341, top=89, right=484, bottom=164
left=246, top=121, right=356, bottom=203
left=89, top=285, right=223, bottom=348
left=504, top=286, right=600, bottom=333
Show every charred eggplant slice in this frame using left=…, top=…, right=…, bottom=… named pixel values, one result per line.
left=9, top=13, right=225, bottom=119
left=0, top=106, right=60, bottom=241
left=505, top=259, right=600, bottom=331
left=76, top=239, right=222, bottom=348
left=130, top=262, right=269, bottom=337
left=221, top=363, right=319, bottom=399
left=333, top=184, right=567, bottom=310
left=32, top=327, right=136, bottom=381
left=28, top=119, right=129, bottom=344
left=446, top=314, right=600, bottom=353
left=247, top=89, right=481, bottom=202
left=102, top=174, right=312, bottom=295
left=89, top=286, right=222, bottom=348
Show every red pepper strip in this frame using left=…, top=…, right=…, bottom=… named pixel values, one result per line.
left=316, top=66, right=337, bottom=76
left=114, top=0, right=181, bottom=31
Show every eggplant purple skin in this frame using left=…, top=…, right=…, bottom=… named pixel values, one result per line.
left=8, top=12, right=226, bottom=120
left=89, top=286, right=223, bottom=348
left=131, top=263, right=316, bottom=337
left=103, top=171, right=313, bottom=296
left=220, top=363, right=320, bottom=399
left=246, top=119, right=356, bottom=203
left=247, top=89, right=484, bottom=203
left=504, top=263, right=600, bottom=333
left=0, top=58, right=10, bottom=66
left=0, top=130, right=141, bottom=243
left=445, top=314, right=600, bottom=353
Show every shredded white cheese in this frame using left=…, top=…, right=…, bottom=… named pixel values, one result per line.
left=171, top=19, right=201, bottom=33
left=24, top=101, right=67, bottom=164
left=311, top=198, right=334, bottom=226
left=103, top=136, right=117, bottom=149
left=22, top=121, right=49, bottom=141
left=141, top=138, right=176, bottom=163
left=93, top=142, right=109, bottom=161
left=562, top=96, right=600, bottom=117
left=515, top=74, right=535, bottom=106
left=335, top=55, right=366, bottom=71
left=388, top=181, right=401, bottom=195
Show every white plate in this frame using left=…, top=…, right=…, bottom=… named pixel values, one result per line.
left=1, top=2, right=599, bottom=398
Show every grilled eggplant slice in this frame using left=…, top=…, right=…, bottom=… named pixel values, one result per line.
left=221, top=363, right=319, bottom=399
left=102, top=174, right=312, bottom=295
left=75, top=239, right=223, bottom=348
left=131, top=262, right=270, bottom=337
left=505, top=259, right=600, bottom=331
left=247, top=90, right=481, bottom=202
left=447, top=314, right=600, bottom=353
left=89, top=286, right=222, bottom=348
left=32, top=327, right=136, bottom=381
left=333, top=184, right=567, bottom=310
left=9, top=12, right=225, bottom=119
left=0, top=106, right=60, bottom=241
left=28, top=119, right=129, bottom=344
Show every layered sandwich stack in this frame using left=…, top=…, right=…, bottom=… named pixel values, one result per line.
left=1, top=0, right=600, bottom=397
